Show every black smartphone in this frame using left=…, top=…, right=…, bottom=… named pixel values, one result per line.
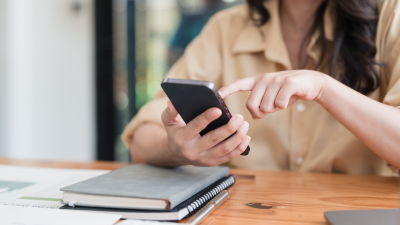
left=161, top=78, right=250, bottom=155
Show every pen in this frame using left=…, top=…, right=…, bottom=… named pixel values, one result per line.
left=188, top=190, right=229, bottom=225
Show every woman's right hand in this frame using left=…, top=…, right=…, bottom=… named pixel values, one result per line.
left=161, top=100, right=251, bottom=166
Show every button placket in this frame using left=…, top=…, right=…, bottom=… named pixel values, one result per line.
left=296, top=103, right=306, bottom=112
left=290, top=101, right=308, bottom=170
left=296, top=156, right=303, bottom=166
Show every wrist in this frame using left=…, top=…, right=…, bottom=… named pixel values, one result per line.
left=315, top=74, right=343, bottom=113
left=315, top=73, right=332, bottom=106
left=159, top=134, right=184, bottom=167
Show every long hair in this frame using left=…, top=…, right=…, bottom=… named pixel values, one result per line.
left=247, top=0, right=380, bottom=95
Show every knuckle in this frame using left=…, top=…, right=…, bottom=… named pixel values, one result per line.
left=259, top=105, right=270, bottom=113
left=275, top=100, right=286, bottom=109
left=237, top=128, right=247, bottom=137
left=253, top=114, right=263, bottom=120
left=273, top=75, right=283, bottom=83
left=182, top=151, right=197, bottom=161
left=246, top=101, right=258, bottom=111
left=261, top=73, right=271, bottom=81
left=191, top=120, right=204, bottom=132
left=227, top=123, right=237, bottom=133
left=209, top=134, right=220, bottom=146
left=205, top=109, right=216, bottom=121
left=227, top=150, right=236, bottom=160
left=260, top=74, right=269, bottom=81
left=238, top=144, right=247, bottom=154
left=220, top=143, right=232, bottom=155
left=286, top=76, right=297, bottom=85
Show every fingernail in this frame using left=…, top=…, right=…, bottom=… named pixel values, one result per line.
left=218, top=91, right=222, bottom=96
left=244, top=121, right=249, bottom=129
left=247, top=136, right=251, bottom=141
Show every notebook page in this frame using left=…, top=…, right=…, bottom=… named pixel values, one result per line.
left=0, top=205, right=121, bottom=225
left=0, top=165, right=108, bottom=208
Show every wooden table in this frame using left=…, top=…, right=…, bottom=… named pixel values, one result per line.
left=1, top=158, right=399, bottom=225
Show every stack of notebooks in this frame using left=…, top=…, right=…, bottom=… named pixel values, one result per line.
left=59, top=164, right=235, bottom=221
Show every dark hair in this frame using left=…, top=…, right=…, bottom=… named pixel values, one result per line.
left=247, top=0, right=380, bottom=95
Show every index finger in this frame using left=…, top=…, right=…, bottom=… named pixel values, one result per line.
left=218, top=77, right=256, bottom=99
left=183, top=107, right=222, bottom=139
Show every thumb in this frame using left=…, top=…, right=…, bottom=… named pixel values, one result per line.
left=161, top=100, right=181, bottom=126
left=167, top=100, right=178, bottom=117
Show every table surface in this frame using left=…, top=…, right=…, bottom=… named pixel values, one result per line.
left=0, top=158, right=399, bottom=225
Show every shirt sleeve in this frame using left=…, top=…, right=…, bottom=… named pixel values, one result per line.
left=121, top=15, right=224, bottom=147
left=379, top=0, right=400, bottom=108
left=377, top=0, right=400, bottom=174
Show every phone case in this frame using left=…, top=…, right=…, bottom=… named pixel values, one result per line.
left=161, top=78, right=250, bottom=156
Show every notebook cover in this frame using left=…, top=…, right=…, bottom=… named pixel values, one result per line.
left=60, top=175, right=235, bottom=221
left=60, top=164, right=229, bottom=210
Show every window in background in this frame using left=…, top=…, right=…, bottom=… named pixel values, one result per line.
left=113, top=0, right=130, bottom=161
left=0, top=0, right=6, bottom=156
left=133, top=0, right=244, bottom=110
left=113, top=0, right=244, bottom=162
left=1, top=0, right=95, bottom=162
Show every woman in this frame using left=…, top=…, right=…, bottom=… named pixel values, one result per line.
left=122, top=0, right=400, bottom=175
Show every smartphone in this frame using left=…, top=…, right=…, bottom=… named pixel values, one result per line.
left=161, top=78, right=250, bottom=155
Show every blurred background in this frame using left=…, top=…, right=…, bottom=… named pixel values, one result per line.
left=0, top=0, right=244, bottom=163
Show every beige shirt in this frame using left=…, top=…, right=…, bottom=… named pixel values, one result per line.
left=123, top=0, right=400, bottom=176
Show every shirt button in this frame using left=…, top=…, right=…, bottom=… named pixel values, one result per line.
left=296, top=103, right=306, bottom=112
left=296, top=157, right=303, bottom=166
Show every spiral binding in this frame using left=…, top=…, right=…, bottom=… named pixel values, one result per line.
left=183, top=175, right=235, bottom=218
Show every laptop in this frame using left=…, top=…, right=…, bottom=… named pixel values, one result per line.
left=325, top=209, right=400, bottom=225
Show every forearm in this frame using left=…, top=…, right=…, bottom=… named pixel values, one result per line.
left=130, top=123, right=182, bottom=167
left=318, top=76, right=400, bottom=169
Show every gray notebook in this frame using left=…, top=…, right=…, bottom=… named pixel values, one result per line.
left=60, top=164, right=229, bottom=210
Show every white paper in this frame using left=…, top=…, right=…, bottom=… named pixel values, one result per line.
left=0, top=165, right=108, bottom=208
left=0, top=205, right=122, bottom=225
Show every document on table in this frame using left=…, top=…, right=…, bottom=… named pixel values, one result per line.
left=0, top=205, right=122, bottom=225
left=0, top=165, right=108, bottom=208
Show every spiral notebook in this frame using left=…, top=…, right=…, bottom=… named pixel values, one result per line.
left=60, top=175, right=235, bottom=221
left=60, top=164, right=229, bottom=210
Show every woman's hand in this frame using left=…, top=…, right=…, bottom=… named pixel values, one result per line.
left=160, top=100, right=251, bottom=167
left=219, top=70, right=327, bottom=120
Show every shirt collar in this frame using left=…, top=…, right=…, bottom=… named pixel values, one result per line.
left=233, top=0, right=335, bottom=70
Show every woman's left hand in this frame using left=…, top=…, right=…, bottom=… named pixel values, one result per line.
left=218, top=70, right=327, bottom=120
